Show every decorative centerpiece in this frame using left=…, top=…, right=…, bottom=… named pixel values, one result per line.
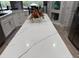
left=30, top=6, right=44, bottom=23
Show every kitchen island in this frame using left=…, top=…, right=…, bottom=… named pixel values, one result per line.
left=0, top=14, right=73, bottom=58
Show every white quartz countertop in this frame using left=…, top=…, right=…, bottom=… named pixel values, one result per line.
left=0, top=14, right=73, bottom=58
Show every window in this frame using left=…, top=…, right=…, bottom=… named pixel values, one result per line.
left=22, top=1, right=43, bottom=8
left=52, top=1, right=61, bottom=10
left=0, top=1, right=10, bottom=10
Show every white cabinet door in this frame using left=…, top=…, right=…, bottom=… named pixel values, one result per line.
left=13, top=11, right=28, bottom=27
left=1, top=15, right=15, bottom=37
left=19, top=11, right=27, bottom=25
left=13, top=13, right=19, bottom=27
left=23, top=10, right=29, bottom=20
left=18, top=12, right=24, bottom=25
left=1, top=19, right=11, bottom=37
left=9, top=16, right=16, bottom=32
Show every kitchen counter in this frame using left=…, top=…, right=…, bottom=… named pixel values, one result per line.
left=0, top=10, right=12, bottom=21
left=0, top=14, right=73, bottom=58
left=0, top=10, right=29, bottom=20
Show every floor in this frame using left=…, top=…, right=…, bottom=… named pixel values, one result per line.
left=0, top=21, right=79, bottom=58
left=54, top=23, right=79, bottom=58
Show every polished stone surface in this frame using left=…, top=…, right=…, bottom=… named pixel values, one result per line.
left=0, top=14, right=72, bottom=58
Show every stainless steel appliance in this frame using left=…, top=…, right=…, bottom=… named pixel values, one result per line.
left=68, top=6, right=79, bottom=50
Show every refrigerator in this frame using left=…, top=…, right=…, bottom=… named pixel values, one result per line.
left=68, top=6, right=79, bottom=50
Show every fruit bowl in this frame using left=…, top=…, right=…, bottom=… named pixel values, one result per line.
left=30, top=8, right=44, bottom=23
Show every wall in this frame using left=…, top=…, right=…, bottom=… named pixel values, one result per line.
left=47, top=1, right=78, bottom=33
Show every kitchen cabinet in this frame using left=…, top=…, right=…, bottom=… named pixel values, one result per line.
left=23, top=10, right=29, bottom=19
left=13, top=12, right=23, bottom=26
left=0, top=10, right=28, bottom=38
left=1, top=14, right=15, bottom=37
left=0, top=23, right=6, bottom=46
left=13, top=10, right=29, bottom=27
left=19, top=11, right=28, bottom=25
